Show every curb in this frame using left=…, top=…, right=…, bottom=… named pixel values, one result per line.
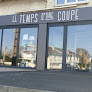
left=0, top=85, right=53, bottom=92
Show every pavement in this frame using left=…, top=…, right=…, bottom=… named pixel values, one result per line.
left=0, top=67, right=36, bottom=72
left=0, top=69, right=92, bottom=92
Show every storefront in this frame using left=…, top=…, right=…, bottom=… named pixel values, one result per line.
left=0, top=7, right=92, bottom=72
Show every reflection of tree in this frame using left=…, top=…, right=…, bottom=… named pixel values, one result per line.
left=6, top=49, right=13, bottom=58
left=76, top=48, right=91, bottom=70
left=1, top=49, right=13, bottom=62
left=19, top=46, right=24, bottom=58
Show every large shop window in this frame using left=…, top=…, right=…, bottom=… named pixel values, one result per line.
left=1, top=29, right=16, bottom=66
left=57, top=0, right=88, bottom=5
left=18, top=28, right=38, bottom=68
left=47, top=26, right=64, bottom=69
left=66, top=25, right=92, bottom=72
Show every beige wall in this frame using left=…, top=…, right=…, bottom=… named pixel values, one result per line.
left=0, top=0, right=92, bottom=15
left=0, top=0, right=46, bottom=15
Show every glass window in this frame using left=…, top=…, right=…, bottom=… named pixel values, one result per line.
left=57, top=0, right=65, bottom=4
left=18, top=28, right=38, bottom=68
left=67, top=0, right=76, bottom=3
left=78, top=0, right=87, bottom=1
left=66, top=25, right=92, bottom=72
left=57, top=0, right=87, bottom=5
left=1, top=29, right=16, bottom=66
left=47, top=26, right=64, bottom=69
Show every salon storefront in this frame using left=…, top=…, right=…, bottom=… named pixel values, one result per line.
left=0, top=7, right=92, bottom=72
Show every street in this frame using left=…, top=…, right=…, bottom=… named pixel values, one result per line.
left=0, top=70, right=92, bottom=92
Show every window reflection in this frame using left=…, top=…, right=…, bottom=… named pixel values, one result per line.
left=67, top=0, right=76, bottom=3
left=18, top=28, right=38, bottom=68
left=47, top=26, right=64, bottom=69
left=1, top=29, right=15, bottom=66
left=66, top=25, right=92, bottom=72
left=57, top=0, right=87, bottom=5
left=78, top=0, right=87, bottom=1
left=57, top=0, right=65, bottom=4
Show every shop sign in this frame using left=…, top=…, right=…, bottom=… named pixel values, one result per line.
left=0, top=7, right=92, bottom=26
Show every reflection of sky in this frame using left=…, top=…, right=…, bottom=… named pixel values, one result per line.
left=57, top=0, right=65, bottom=4
left=67, top=25, right=92, bottom=56
left=67, top=0, right=76, bottom=3
left=57, top=0, right=86, bottom=4
left=49, top=26, right=64, bottom=49
left=2, top=28, right=38, bottom=52
left=19, top=28, right=38, bottom=46
left=2, top=29, right=15, bottom=51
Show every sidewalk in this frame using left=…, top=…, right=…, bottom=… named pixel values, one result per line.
left=0, top=67, right=36, bottom=72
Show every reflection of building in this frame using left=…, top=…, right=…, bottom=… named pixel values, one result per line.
left=47, top=46, right=63, bottom=69
left=20, top=34, right=36, bottom=67
left=66, top=50, right=91, bottom=70
left=21, top=44, right=36, bottom=61
left=48, top=46, right=92, bottom=70
left=47, top=46, right=81, bottom=69
left=66, top=50, right=80, bottom=68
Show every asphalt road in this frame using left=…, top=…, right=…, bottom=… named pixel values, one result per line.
left=0, top=71, right=92, bottom=92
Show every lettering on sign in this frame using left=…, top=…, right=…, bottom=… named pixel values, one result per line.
left=58, top=9, right=79, bottom=21
left=12, top=15, right=17, bottom=22
left=41, top=12, right=54, bottom=20
left=12, top=9, right=79, bottom=24
left=20, top=13, right=38, bottom=23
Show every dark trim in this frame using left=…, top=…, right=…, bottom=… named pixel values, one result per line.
left=37, top=23, right=47, bottom=70
left=62, top=25, right=67, bottom=71
left=0, top=29, right=3, bottom=59
left=45, top=23, right=49, bottom=70
left=36, top=25, right=39, bottom=70
left=48, top=20, right=92, bottom=26
left=0, top=24, right=38, bottom=29
left=16, top=28, right=20, bottom=67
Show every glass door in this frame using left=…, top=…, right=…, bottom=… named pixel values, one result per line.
left=47, top=26, right=64, bottom=69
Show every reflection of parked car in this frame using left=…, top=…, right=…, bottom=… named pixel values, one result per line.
left=73, top=66, right=79, bottom=70
left=19, top=61, right=36, bottom=68
left=19, top=61, right=26, bottom=67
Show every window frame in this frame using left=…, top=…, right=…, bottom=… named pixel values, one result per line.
left=0, top=24, right=39, bottom=69
left=55, top=0, right=89, bottom=6
left=46, top=21, right=92, bottom=71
